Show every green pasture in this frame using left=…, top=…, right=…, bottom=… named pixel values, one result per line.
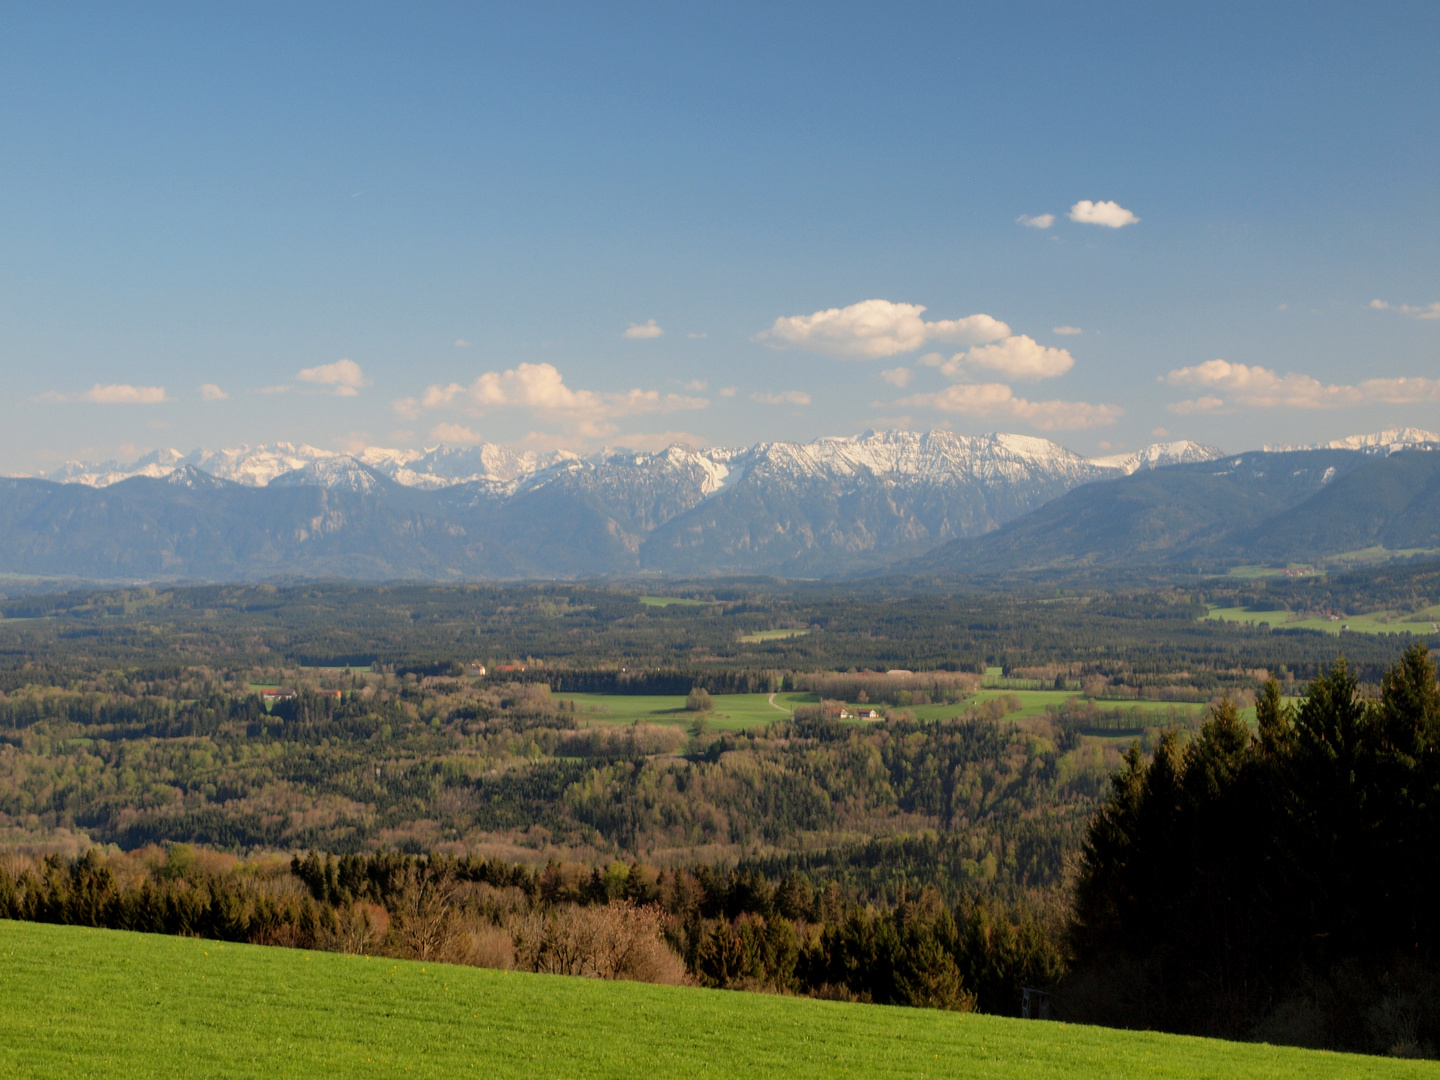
left=564, top=691, right=802, bottom=731
left=1207, top=605, right=1439, bottom=637
left=639, top=595, right=717, bottom=607
left=0, top=921, right=1428, bottom=1080
left=740, top=628, right=811, bottom=643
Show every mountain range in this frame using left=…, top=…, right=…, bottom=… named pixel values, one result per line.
left=0, top=430, right=1222, bottom=581
left=6, top=428, right=1440, bottom=583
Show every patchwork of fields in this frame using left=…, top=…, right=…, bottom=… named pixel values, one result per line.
left=1, top=921, right=1428, bottom=1080
left=1207, top=604, right=1440, bottom=637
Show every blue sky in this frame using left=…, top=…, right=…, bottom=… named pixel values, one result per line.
left=2, top=2, right=1438, bottom=471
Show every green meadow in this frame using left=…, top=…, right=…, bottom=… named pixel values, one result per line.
left=1, top=920, right=1430, bottom=1080
left=564, top=691, right=803, bottom=730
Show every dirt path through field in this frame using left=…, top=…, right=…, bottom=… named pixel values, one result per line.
left=768, top=692, right=789, bottom=713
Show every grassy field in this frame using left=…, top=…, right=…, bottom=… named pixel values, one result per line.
left=639, top=595, right=718, bottom=607
left=564, top=691, right=801, bottom=731
left=1207, top=605, right=1438, bottom=637
left=740, top=629, right=811, bottom=643
left=1, top=921, right=1430, bottom=1080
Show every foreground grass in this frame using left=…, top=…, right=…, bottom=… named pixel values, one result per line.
left=1, top=922, right=1434, bottom=1080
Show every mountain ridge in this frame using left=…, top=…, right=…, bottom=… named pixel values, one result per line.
left=0, top=430, right=1223, bottom=581
left=10, top=430, right=1440, bottom=583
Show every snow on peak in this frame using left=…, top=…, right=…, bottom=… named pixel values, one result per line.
left=1090, top=440, right=1227, bottom=475
left=269, top=457, right=386, bottom=493
left=743, top=430, right=1099, bottom=486
left=1264, top=429, right=1440, bottom=452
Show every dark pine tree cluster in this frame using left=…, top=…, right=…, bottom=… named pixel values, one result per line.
left=1069, top=643, right=1440, bottom=1055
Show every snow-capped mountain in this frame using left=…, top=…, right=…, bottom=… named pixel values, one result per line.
left=24, top=429, right=1220, bottom=491
left=3, top=429, right=1225, bottom=579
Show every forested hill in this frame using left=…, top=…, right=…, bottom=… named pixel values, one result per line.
left=908, top=448, right=1440, bottom=575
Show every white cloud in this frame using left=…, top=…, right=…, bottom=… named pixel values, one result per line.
left=430, top=422, right=486, bottom=444
left=297, top=358, right=370, bottom=396
left=1016, top=213, right=1055, bottom=229
left=1052, top=326, right=1083, bottom=336
left=1167, top=396, right=1227, bottom=415
left=199, top=383, right=228, bottom=401
left=1152, top=427, right=1170, bottom=438
left=37, top=384, right=172, bottom=404
left=900, top=383, right=1122, bottom=430
left=1164, top=358, right=1440, bottom=411
left=940, top=335, right=1075, bottom=381
left=752, top=390, right=812, bottom=406
left=687, top=332, right=708, bottom=339
left=259, top=384, right=293, bottom=395
left=718, top=386, right=738, bottom=398
left=1371, top=298, right=1440, bottom=320
left=681, top=379, right=708, bottom=392
left=1356, top=377, right=1440, bottom=403
left=410, top=362, right=707, bottom=424
left=755, top=299, right=1010, bottom=360
left=624, top=320, right=664, bottom=339
left=454, top=339, right=472, bottom=347
left=1069, top=200, right=1140, bottom=228
left=880, top=367, right=912, bottom=388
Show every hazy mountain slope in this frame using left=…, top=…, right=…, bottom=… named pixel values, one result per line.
left=907, top=450, right=1376, bottom=573
left=1236, top=450, right=1440, bottom=560
left=0, top=467, right=482, bottom=580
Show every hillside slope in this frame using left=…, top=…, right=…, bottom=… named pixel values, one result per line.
left=0, top=921, right=1418, bottom=1079
left=910, top=449, right=1440, bottom=574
